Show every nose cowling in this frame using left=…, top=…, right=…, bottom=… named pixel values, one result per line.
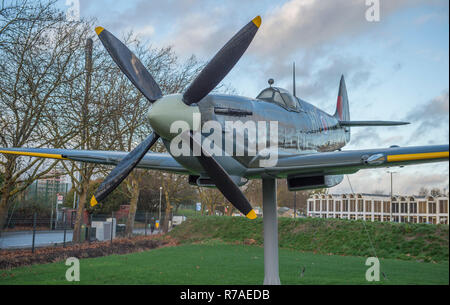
left=147, top=94, right=201, bottom=139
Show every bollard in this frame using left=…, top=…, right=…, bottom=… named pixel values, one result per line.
left=31, top=213, right=37, bottom=253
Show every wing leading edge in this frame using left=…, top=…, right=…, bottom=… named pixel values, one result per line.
left=0, top=147, right=189, bottom=174
left=1, top=145, right=448, bottom=179
left=247, top=144, right=449, bottom=177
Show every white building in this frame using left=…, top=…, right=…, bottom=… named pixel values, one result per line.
left=307, top=193, right=449, bottom=224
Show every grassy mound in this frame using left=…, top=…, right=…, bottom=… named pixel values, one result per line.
left=168, top=216, right=449, bottom=262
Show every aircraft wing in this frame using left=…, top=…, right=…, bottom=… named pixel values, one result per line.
left=247, top=144, right=449, bottom=177
left=0, top=147, right=189, bottom=174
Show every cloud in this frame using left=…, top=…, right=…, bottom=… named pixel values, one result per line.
left=252, top=0, right=424, bottom=56
left=331, top=165, right=449, bottom=195
left=245, top=0, right=427, bottom=103
left=349, top=127, right=381, bottom=146
left=405, top=90, right=449, bottom=141
left=79, top=0, right=432, bottom=102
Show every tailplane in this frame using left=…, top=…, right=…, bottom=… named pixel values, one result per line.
left=334, top=75, right=409, bottom=131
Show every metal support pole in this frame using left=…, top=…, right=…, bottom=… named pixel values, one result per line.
left=63, top=212, right=67, bottom=248
left=159, top=186, right=163, bottom=232
left=31, top=213, right=37, bottom=253
left=110, top=211, right=114, bottom=246
left=390, top=172, right=393, bottom=221
left=50, top=199, right=53, bottom=230
left=88, top=214, right=92, bottom=244
left=262, top=178, right=281, bottom=285
left=294, top=191, right=297, bottom=219
left=388, top=171, right=397, bottom=221
left=144, top=212, right=148, bottom=236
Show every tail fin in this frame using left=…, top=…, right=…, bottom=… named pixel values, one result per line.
left=334, top=75, right=350, bottom=142
left=334, top=75, right=350, bottom=121
left=334, top=75, right=410, bottom=128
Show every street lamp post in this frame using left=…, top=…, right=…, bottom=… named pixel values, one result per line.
left=387, top=171, right=397, bottom=221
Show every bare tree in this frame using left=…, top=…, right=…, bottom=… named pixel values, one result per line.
left=0, top=1, right=91, bottom=230
left=197, top=187, right=226, bottom=216
left=418, top=187, right=429, bottom=197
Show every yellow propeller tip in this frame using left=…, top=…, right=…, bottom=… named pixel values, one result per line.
left=90, top=196, right=98, bottom=207
left=246, top=209, right=257, bottom=220
left=252, top=16, right=262, bottom=28
left=95, top=26, right=105, bottom=35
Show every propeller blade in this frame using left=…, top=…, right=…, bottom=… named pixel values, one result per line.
left=90, top=132, right=160, bottom=206
left=182, top=16, right=261, bottom=105
left=95, top=27, right=163, bottom=102
left=186, top=132, right=256, bottom=219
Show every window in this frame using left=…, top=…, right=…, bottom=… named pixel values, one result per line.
left=419, top=201, right=426, bottom=213
left=256, top=89, right=273, bottom=100
left=439, top=200, right=448, bottom=213
left=273, top=91, right=287, bottom=107
left=358, top=200, right=364, bottom=212
left=428, top=202, right=436, bottom=214
left=256, top=87, right=301, bottom=111
left=343, top=200, right=348, bottom=212
left=401, top=203, right=408, bottom=213
left=365, top=201, right=372, bottom=212
left=280, top=93, right=298, bottom=110
left=374, top=201, right=382, bottom=213
left=383, top=201, right=390, bottom=213
left=392, top=202, right=399, bottom=213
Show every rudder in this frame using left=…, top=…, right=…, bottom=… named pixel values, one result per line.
left=334, top=75, right=350, bottom=142
left=334, top=75, right=350, bottom=121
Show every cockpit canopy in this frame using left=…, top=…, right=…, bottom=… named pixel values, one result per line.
left=256, top=87, right=301, bottom=111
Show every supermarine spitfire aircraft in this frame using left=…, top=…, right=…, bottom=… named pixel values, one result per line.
left=1, top=15, right=448, bottom=267
left=1, top=16, right=448, bottom=218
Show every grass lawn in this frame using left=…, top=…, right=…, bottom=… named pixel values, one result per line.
left=0, top=242, right=448, bottom=285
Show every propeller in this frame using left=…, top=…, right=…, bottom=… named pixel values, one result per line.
left=90, top=17, right=261, bottom=220
left=183, top=16, right=261, bottom=105
left=95, top=27, right=162, bottom=102
left=186, top=131, right=256, bottom=219
left=91, top=28, right=163, bottom=206
left=90, top=132, right=159, bottom=206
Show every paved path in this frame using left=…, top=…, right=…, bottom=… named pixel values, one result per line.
left=0, top=228, right=162, bottom=249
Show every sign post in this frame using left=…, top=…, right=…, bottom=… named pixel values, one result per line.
left=196, top=202, right=201, bottom=215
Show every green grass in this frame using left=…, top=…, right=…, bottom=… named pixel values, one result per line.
left=174, top=209, right=201, bottom=218
left=169, top=216, right=449, bottom=262
left=1, top=243, right=448, bottom=285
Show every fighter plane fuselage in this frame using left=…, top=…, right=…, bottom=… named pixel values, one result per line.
left=155, top=88, right=349, bottom=174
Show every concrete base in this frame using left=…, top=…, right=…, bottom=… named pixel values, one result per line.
left=262, top=178, right=281, bottom=285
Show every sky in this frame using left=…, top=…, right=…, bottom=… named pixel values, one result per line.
left=59, top=0, right=449, bottom=196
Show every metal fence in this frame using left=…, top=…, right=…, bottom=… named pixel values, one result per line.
left=0, top=210, right=180, bottom=252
